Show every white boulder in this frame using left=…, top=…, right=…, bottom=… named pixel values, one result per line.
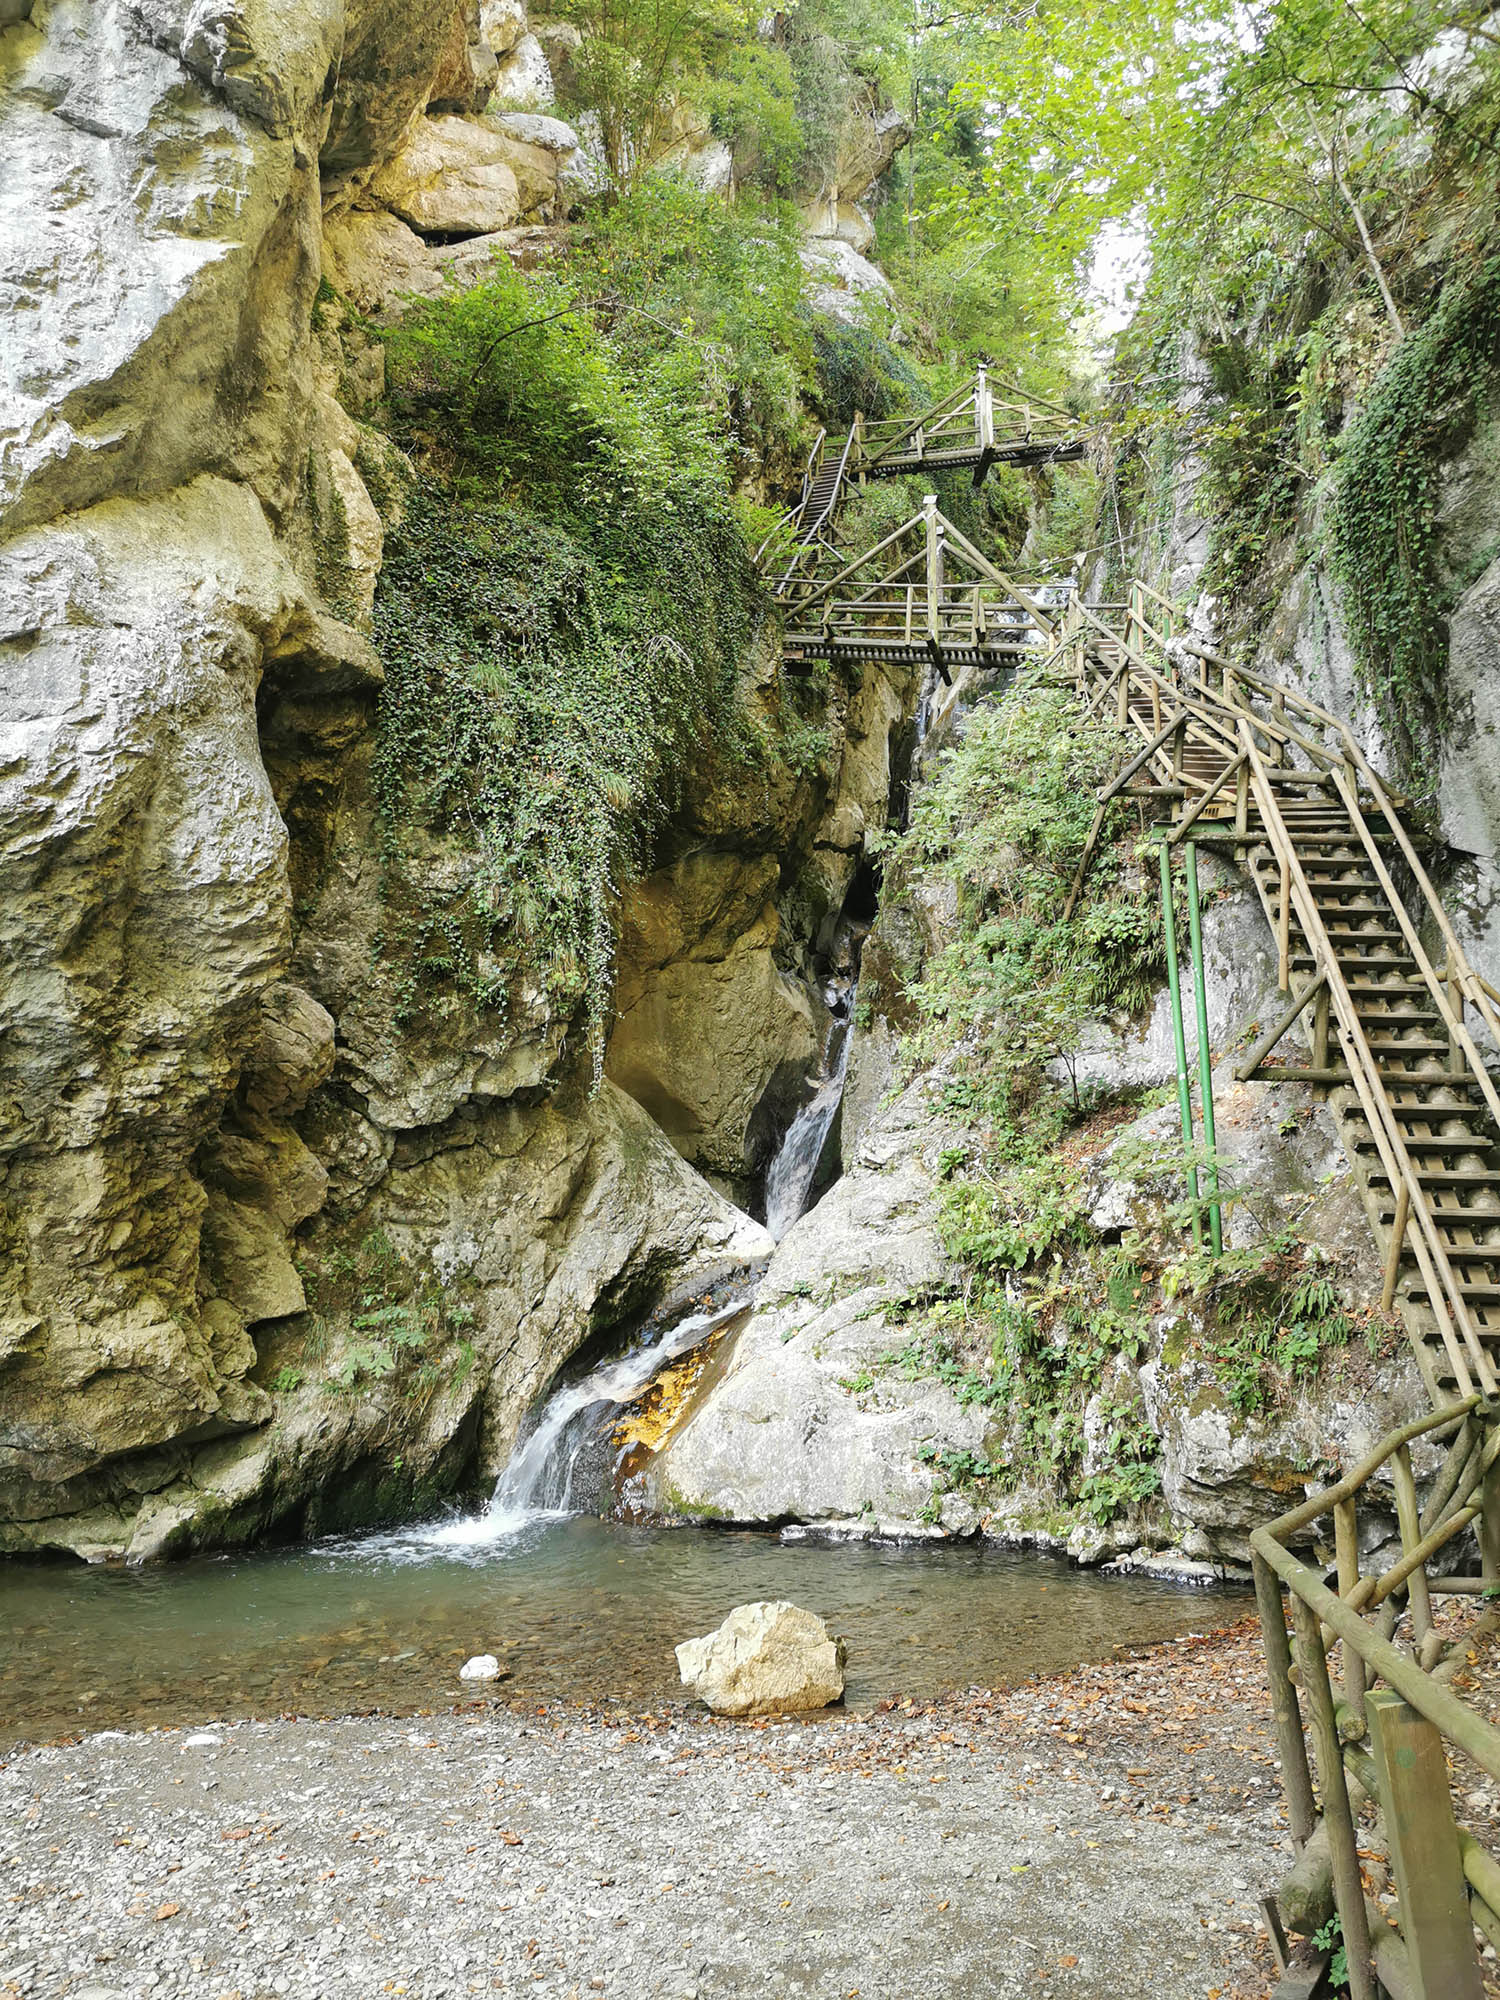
left=459, top=1653, right=503, bottom=1681
left=676, top=1601, right=847, bottom=1716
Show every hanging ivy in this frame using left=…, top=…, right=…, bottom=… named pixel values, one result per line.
left=370, top=485, right=758, bottom=1078
left=1327, top=254, right=1500, bottom=785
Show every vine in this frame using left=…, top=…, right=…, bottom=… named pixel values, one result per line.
left=1327, top=254, right=1500, bottom=784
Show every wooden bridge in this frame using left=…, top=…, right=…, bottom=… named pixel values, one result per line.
left=757, top=366, right=1089, bottom=601
left=778, top=495, right=1056, bottom=679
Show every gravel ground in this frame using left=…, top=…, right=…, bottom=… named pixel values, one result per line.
left=2, top=1624, right=1285, bottom=2000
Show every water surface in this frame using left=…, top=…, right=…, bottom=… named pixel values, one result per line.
left=0, top=1519, right=1248, bottom=1748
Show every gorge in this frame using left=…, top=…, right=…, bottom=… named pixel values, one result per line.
left=7, top=3, right=1500, bottom=1993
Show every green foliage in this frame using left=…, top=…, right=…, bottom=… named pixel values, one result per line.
left=300, top=1231, right=476, bottom=1398
left=811, top=319, right=925, bottom=427
left=566, top=179, right=813, bottom=465
left=373, top=225, right=789, bottom=1062
left=372, top=484, right=754, bottom=1062
left=1164, top=1232, right=1357, bottom=1415
left=702, top=43, right=804, bottom=191
left=1313, top=1914, right=1350, bottom=1991
left=882, top=684, right=1165, bottom=1113
left=549, top=0, right=733, bottom=188
left=1327, top=256, right=1500, bottom=781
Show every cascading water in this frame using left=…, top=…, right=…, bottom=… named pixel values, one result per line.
left=762, top=909, right=868, bottom=1241
left=406, top=1297, right=749, bottom=1552
left=764, top=1018, right=854, bottom=1240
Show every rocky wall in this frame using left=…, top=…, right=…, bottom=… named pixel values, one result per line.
left=0, top=0, right=921, bottom=1559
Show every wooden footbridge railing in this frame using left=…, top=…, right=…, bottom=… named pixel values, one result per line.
left=1252, top=1400, right=1500, bottom=1998
left=778, top=493, right=1060, bottom=680
left=754, top=366, right=1089, bottom=600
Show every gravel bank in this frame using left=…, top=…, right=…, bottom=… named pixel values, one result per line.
left=2, top=1625, right=1283, bottom=2000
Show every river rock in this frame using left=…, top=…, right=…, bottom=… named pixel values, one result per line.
left=459, top=1653, right=503, bottom=1680
left=676, top=1601, right=846, bottom=1716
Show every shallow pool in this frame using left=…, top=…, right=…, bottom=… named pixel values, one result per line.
left=0, top=1515, right=1250, bottom=1747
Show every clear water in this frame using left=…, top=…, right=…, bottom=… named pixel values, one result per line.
left=0, top=1521, right=1249, bottom=1749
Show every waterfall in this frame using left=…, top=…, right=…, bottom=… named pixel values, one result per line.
left=410, top=1298, right=748, bottom=1550
left=764, top=1012, right=854, bottom=1241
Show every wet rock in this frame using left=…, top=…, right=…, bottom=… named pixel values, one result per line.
left=459, top=1653, right=502, bottom=1680
left=645, top=1083, right=975, bottom=1525
left=676, top=1601, right=846, bottom=1716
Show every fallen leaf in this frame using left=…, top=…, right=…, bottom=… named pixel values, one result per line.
left=153, top=1903, right=180, bottom=1922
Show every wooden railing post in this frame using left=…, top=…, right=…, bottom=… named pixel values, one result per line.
left=1291, top=1595, right=1375, bottom=2000
left=1382, top=1182, right=1411, bottom=1313
left=1334, top=1498, right=1366, bottom=1712
left=924, top=494, right=941, bottom=657
left=1367, top=1689, right=1484, bottom=1999
left=1252, top=1550, right=1318, bottom=1845
left=1482, top=1454, right=1500, bottom=1583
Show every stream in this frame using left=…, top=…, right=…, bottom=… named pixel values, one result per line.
left=2, top=1286, right=1249, bottom=1753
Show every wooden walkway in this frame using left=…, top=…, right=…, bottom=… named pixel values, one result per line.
left=758, top=387, right=1500, bottom=1413
left=757, top=366, right=1089, bottom=602
left=777, top=494, right=1056, bottom=680
left=1057, top=585, right=1500, bottom=1407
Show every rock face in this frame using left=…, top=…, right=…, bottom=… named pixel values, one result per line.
left=0, top=0, right=929, bottom=1563
left=676, top=1601, right=847, bottom=1715
left=644, top=1080, right=986, bottom=1532
left=649, top=866, right=1430, bottom=1565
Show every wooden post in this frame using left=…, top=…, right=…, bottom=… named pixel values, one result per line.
left=1291, top=1595, right=1375, bottom=2000
left=924, top=494, right=941, bottom=659
left=1393, top=1443, right=1434, bottom=1649
left=1252, top=1549, right=1318, bottom=1846
left=1382, top=1181, right=1410, bottom=1312
left=1334, top=1499, right=1367, bottom=1713
left=1313, top=983, right=1331, bottom=1072
left=1450, top=967, right=1465, bottom=1078
left=1366, top=1689, right=1484, bottom=1999
left=1481, top=1454, right=1500, bottom=1584
left=1278, top=857, right=1292, bottom=993
left=1236, top=758, right=1250, bottom=837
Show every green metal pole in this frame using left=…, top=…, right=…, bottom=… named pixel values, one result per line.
left=1159, top=841, right=1203, bottom=1251
left=1184, top=843, right=1223, bottom=1257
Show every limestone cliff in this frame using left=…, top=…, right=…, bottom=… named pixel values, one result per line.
left=0, top=0, right=917, bottom=1557
left=0, top=0, right=904, bottom=1560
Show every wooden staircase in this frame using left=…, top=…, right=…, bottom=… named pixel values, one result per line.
left=755, top=382, right=1500, bottom=1414
left=1058, top=586, right=1500, bottom=1410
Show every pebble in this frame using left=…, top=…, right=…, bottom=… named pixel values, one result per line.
left=0, top=1684, right=1278, bottom=2000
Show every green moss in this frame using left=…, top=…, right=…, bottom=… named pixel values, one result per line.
left=665, top=1488, right=730, bottom=1520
